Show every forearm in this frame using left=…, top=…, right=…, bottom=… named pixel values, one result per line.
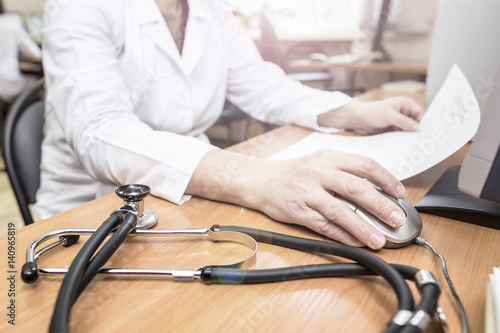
left=317, top=101, right=359, bottom=130
left=185, top=149, right=265, bottom=209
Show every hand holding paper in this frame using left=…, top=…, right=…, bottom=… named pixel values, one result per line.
left=269, top=65, right=481, bottom=181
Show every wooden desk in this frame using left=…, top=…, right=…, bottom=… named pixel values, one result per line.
left=0, top=91, right=496, bottom=333
left=18, top=55, right=43, bottom=75
left=289, top=59, right=427, bottom=93
left=289, top=59, right=428, bottom=75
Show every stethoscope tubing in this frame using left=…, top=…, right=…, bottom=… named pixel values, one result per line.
left=211, top=226, right=440, bottom=333
left=201, top=263, right=439, bottom=333
left=214, top=225, right=415, bottom=311
left=49, top=212, right=132, bottom=333
left=25, top=221, right=440, bottom=333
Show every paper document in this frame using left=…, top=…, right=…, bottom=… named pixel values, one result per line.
left=488, top=267, right=500, bottom=333
left=268, top=64, right=481, bottom=180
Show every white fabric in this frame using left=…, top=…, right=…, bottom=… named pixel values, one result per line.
left=0, top=14, right=42, bottom=101
left=34, top=0, right=352, bottom=220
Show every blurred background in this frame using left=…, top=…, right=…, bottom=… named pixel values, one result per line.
left=0, top=0, right=440, bottom=230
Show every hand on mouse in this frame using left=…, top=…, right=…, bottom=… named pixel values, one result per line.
left=318, top=96, right=425, bottom=134
left=187, top=149, right=407, bottom=250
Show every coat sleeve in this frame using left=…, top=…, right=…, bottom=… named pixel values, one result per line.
left=221, top=9, right=352, bottom=132
left=42, top=0, right=216, bottom=204
left=16, top=25, right=42, bottom=59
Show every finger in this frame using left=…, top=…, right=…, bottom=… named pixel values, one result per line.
left=329, top=152, right=406, bottom=199
left=395, top=96, right=425, bottom=122
left=323, top=172, right=406, bottom=228
left=388, top=111, right=420, bottom=132
left=299, top=208, right=365, bottom=247
left=307, top=192, right=386, bottom=249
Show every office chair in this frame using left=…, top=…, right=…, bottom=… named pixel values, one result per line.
left=0, top=99, right=9, bottom=168
left=3, top=79, right=44, bottom=226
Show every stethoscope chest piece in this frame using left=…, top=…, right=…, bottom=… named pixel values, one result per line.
left=136, top=210, right=158, bottom=229
left=115, top=184, right=158, bottom=229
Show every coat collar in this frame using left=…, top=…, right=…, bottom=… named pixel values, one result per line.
left=136, top=0, right=208, bottom=76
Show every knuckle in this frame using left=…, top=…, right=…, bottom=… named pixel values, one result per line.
left=311, top=149, right=337, bottom=163
left=323, top=203, right=350, bottom=223
left=380, top=172, right=396, bottom=184
left=315, top=218, right=333, bottom=235
left=296, top=158, right=319, bottom=177
left=318, top=222, right=348, bottom=242
left=286, top=199, right=308, bottom=215
left=374, top=196, right=393, bottom=216
left=359, top=157, right=379, bottom=173
left=345, top=179, right=366, bottom=197
left=315, top=149, right=332, bottom=158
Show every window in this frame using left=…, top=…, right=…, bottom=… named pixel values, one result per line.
left=220, top=0, right=363, bottom=41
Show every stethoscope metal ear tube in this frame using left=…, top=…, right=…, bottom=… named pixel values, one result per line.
left=22, top=227, right=258, bottom=283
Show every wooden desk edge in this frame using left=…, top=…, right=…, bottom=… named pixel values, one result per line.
left=1, top=89, right=492, bottom=333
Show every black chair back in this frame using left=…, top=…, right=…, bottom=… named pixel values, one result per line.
left=3, top=79, right=44, bottom=225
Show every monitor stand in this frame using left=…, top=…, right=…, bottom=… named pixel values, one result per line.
left=371, top=0, right=392, bottom=63
left=415, top=166, right=500, bottom=229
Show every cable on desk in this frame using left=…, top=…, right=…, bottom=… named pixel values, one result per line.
left=414, top=236, right=469, bottom=333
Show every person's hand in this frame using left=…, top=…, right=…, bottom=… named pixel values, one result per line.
left=318, top=96, right=425, bottom=134
left=246, top=150, right=407, bottom=249
left=188, top=149, right=407, bottom=250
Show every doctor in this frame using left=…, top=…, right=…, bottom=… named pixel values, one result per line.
left=0, top=0, right=42, bottom=102
left=37, top=0, right=424, bottom=249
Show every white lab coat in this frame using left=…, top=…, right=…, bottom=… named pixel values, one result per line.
left=34, top=0, right=352, bottom=220
left=0, top=14, right=42, bottom=101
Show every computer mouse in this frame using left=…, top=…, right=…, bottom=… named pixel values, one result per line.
left=309, top=52, right=329, bottom=62
left=335, top=188, right=423, bottom=249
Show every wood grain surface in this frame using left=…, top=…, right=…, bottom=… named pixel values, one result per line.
left=1, top=91, right=496, bottom=333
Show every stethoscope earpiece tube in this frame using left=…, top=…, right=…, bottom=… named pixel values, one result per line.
left=75, top=213, right=138, bottom=300
left=22, top=235, right=81, bottom=284
left=49, top=213, right=124, bottom=333
left=50, top=184, right=153, bottom=333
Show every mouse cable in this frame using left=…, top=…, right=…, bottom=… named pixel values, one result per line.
left=414, top=236, right=469, bottom=333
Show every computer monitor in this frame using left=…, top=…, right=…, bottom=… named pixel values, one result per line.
left=371, top=0, right=392, bottom=62
left=26, top=11, right=43, bottom=45
left=415, top=0, right=500, bottom=228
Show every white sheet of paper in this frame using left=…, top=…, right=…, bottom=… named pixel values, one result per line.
left=491, top=267, right=500, bottom=333
left=268, top=64, right=481, bottom=180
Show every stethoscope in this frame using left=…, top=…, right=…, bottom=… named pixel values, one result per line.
left=22, top=184, right=444, bottom=333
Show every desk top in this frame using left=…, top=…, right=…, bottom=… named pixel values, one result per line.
left=0, top=91, right=496, bottom=333
left=289, top=59, right=428, bottom=75
left=18, top=55, right=43, bottom=75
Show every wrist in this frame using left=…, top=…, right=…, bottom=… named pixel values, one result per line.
left=235, top=157, right=269, bottom=210
left=317, top=101, right=362, bottom=130
left=186, top=149, right=267, bottom=209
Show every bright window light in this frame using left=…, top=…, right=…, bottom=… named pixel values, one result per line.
left=220, top=0, right=363, bottom=40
